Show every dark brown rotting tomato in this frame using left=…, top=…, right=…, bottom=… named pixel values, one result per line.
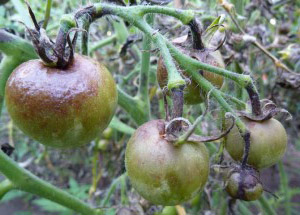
left=5, top=54, right=117, bottom=148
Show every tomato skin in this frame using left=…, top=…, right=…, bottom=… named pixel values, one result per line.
left=157, top=50, right=224, bottom=105
left=225, top=118, right=287, bottom=169
left=125, top=120, right=209, bottom=206
left=5, top=55, right=117, bottom=148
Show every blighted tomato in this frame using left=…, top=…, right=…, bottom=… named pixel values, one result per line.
left=5, top=54, right=117, bottom=148
left=225, top=118, right=287, bottom=169
left=225, top=168, right=263, bottom=201
left=157, top=43, right=224, bottom=105
left=125, top=120, right=209, bottom=206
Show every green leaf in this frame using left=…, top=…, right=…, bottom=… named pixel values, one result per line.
left=202, top=15, right=225, bottom=46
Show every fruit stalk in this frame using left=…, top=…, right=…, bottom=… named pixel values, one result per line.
left=42, top=0, right=53, bottom=29
left=188, top=18, right=205, bottom=50
left=245, top=83, right=262, bottom=116
left=241, top=131, right=251, bottom=167
left=55, top=14, right=76, bottom=66
left=0, top=179, right=15, bottom=200
left=138, top=14, right=154, bottom=121
left=77, top=13, right=91, bottom=55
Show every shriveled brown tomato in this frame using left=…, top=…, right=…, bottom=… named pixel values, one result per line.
left=157, top=37, right=224, bottom=105
left=5, top=54, right=117, bottom=148
left=225, top=167, right=263, bottom=201
left=125, top=120, right=209, bottom=206
left=225, top=118, right=287, bottom=169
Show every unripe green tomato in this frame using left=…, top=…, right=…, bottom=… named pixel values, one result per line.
left=102, top=127, right=113, bottom=140
left=157, top=51, right=224, bottom=105
left=97, top=139, right=109, bottom=151
left=125, top=120, right=209, bottom=206
left=5, top=55, right=118, bottom=148
left=225, top=118, right=287, bottom=169
left=161, top=206, right=177, bottom=215
left=225, top=170, right=263, bottom=201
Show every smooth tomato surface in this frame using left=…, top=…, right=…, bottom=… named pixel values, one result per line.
left=125, top=120, right=209, bottom=205
left=225, top=118, right=287, bottom=169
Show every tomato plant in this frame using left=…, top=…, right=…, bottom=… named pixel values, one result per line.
left=0, top=0, right=298, bottom=215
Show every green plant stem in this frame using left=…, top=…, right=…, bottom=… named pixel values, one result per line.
left=166, top=42, right=251, bottom=87
left=138, top=14, right=153, bottom=119
left=137, top=5, right=195, bottom=24
left=117, top=87, right=149, bottom=125
left=112, top=19, right=129, bottom=44
left=89, top=34, right=117, bottom=54
left=77, top=14, right=91, bottom=55
left=0, top=30, right=38, bottom=116
left=219, top=91, right=246, bottom=109
left=43, top=0, right=53, bottom=29
left=0, top=57, right=21, bottom=112
left=0, top=29, right=37, bottom=58
left=0, top=179, right=15, bottom=199
left=109, top=117, right=135, bottom=135
left=0, top=150, right=102, bottom=215
left=258, top=196, right=277, bottom=215
left=185, top=68, right=246, bottom=132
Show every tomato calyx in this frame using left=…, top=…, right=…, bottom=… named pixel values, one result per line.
left=24, top=2, right=78, bottom=69
left=162, top=113, right=236, bottom=145
left=237, top=99, right=292, bottom=122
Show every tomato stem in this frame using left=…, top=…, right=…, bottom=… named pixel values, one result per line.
left=138, top=14, right=153, bottom=120
left=77, top=13, right=91, bottom=55
left=0, top=179, right=15, bottom=200
left=42, top=0, right=53, bottom=29
left=245, top=83, right=262, bottom=116
left=241, top=131, right=251, bottom=168
left=188, top=18, right=205, bottom=50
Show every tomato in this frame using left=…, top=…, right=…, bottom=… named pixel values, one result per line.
left=225, top=118, right=287, bottom=169
left=157, top=47, right=224, bottom=105
left=225, top=168, right=263, bottom=201
left=125, top=120, right=209, bottom=206
left=5, top=54, right=117, bottom=148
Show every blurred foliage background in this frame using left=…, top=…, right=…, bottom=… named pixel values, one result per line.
left=0, top=0, right=300, bottom=214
